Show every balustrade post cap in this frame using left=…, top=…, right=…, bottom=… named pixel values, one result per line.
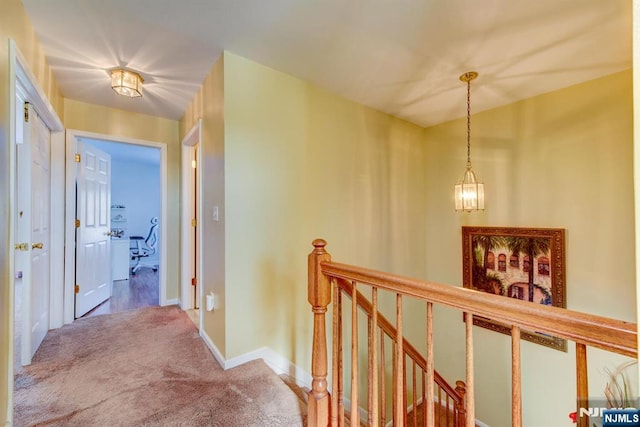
left=312, top=239, right=327, bottom=249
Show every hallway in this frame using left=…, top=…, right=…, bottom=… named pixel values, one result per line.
left=14, top=268, right=159, bottom=374
left=12, top=306, right=304, bottom=426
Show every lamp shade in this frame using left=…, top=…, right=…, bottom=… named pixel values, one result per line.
left=111, top=69, right=143, bottom=98
left=454, top=166, right=485, bottom=212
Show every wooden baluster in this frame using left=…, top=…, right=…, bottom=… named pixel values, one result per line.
left=350, top=281, right=360, bottom=427
left=338, top=320, right=344, bottom=427
left=308, top=239, right=332, bottom=427
left=511, top=326, right=522, bottom=427
left=395, top=294, right=405, bottom=426
left=403, top=353, right=408, bottom=423
left=426, top=302, right=434, bottom=427
left=369, top=287, right=379, bottom=426
left=392, top=341, right=397, bottom=423
left=446, top=395, right=451, bottom=426
left=331, top=280, right=342, bottom=427
left=412, top=360, right=418, bottom=427
left=380, top=330, right=387, bottom=426
left=465, top=313, right=475, bottom=427
left=576, top=343, right=589, bottom=427
left=454, top=381, right=467, bottom=427
left=422, top=370, right=426, bottom=427
left=339, top=291, right=345, bottom=427
left=437, top=385, right=442, bottom=425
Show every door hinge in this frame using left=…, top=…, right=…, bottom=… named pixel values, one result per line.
left=191, top=277, right=197, bottom=286
left=191, top=218, right=197, bottom=227
left=75, top=153, right=81, bottom=163
left=14, top=243, right=28, bottom=251
left=75, top=218, right=80, bottom=228
left=74, top=284, right=80, bottom=294
left=24, top=102, right=29, bottom=123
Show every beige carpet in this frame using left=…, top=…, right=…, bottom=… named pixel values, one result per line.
left=14, top=305, right=304, bottom=426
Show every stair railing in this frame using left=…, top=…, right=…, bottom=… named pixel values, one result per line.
left=307, top=239, right=637, bottom=427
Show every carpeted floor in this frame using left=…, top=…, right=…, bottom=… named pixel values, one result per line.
left=13, top=305, right=304, bottom=426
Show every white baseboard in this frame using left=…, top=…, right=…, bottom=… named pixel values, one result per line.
left=199, top=328, right=226, bottom=369
left=163, top=298, right=179, bottom=306
left=198, top=328, right=313, bottom=391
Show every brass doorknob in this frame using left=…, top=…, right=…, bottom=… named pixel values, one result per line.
left=105, top=231, right=113, bottom=236
left=31, top=242, right=44, bottom=249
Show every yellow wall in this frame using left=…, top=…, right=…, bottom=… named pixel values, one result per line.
left=423, top=70, right=635, bottom=426
left=222, top=52, right=428, bottom=363
left=0, top=0, right=64, bottom=422
left=64, top=99, right=181, bottom=301
left=180, top=55, right=227, bottom=355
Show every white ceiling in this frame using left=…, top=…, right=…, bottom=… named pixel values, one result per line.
left=21, top=0, right=632, bottom=128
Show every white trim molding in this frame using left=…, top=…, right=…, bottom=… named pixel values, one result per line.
left=180, top=119, right=203, bottom=317
left=63, top=129, right=169, bottom=324
left=7, top=38, right=64, bottom=427
left=198, top=328, right=313, bottom=391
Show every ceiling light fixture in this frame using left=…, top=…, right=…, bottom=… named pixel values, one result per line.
left=110, top=69, right=143, bottom=98
left=454, top=71, right=485, bottom=212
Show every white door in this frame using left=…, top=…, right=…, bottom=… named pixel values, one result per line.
left=75, top=142, right=111, bottom=318
left=17, top=102, right=51, bottom=365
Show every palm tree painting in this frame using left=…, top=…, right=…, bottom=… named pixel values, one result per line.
left=504, top=236, right=550, bottom=303
left=462, top=226, right=566, bottom=351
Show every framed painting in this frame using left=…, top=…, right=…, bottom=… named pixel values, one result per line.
left=462, top=226, right=567, bottom=351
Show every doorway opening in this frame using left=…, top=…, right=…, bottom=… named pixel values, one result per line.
left=64, top=130, right=169, bottom=324
left=181, top=120, right=203, bottom=329
left=80, top=138, right=162, bottom=318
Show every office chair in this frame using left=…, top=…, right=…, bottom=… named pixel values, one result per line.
left=130, top=216, right=159, bottom=274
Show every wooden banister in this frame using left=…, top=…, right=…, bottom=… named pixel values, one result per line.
left=322, top=261, right=637, bottom=357
left=307, top=240, right=637, bottom=427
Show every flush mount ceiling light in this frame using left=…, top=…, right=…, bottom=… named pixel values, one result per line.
left=454, top=71, right=485, bottom=212
left=110, top=69, right=143, bottom=98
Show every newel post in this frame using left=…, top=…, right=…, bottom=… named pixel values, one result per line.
left=455, top=380, right=468, bottom=427
left=308, top=239, right=332, bottom=426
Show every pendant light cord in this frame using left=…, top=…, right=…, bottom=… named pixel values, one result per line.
left=466, top=77, right=472, bottom=167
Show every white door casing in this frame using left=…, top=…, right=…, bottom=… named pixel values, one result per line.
left=181, top=119, right=203, bottom=320
left=17, top=103, right=51, bottom=365
left=75, top=142, right=111, bottom=318
left=64, top=129, right=169, bottom=324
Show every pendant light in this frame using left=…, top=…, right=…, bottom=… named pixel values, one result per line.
left=454, top=71, right=485, bottom=212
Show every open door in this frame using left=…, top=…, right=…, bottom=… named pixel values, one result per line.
left=74, top=141, right=112, bottom=318
left=16, top=102, right=51, bottom=365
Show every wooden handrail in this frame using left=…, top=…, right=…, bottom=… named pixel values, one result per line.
left=322, top=260, right=637, bottom=357
left=336, top=278, right=464, bottom=405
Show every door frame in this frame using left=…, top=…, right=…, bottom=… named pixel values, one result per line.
left=63, top=129, right=169, bottom=323
left=7, top=38, right=64, bottom=422
left=180, top=119, right=203, bottom=324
